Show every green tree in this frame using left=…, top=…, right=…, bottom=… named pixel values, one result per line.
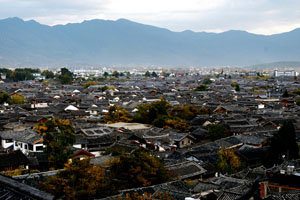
left=235, top=84, right=240, bottom=92
left=59, top=68, right=73, bottom=84
left=112, top=71, right=120, bottom=78
left=99, top=86, right=109, bottom=92
left=151, top=72, right=158, bottom=77
left=194, top=85, right=207, bottom=91
left=103, top=72, right=109, bottom=77
left=110, top=149, right=170, bottom=190
left=0, top=92, right=10, bottom=104
left=0, top=68, right=12, bottom=78
left=206, top=124, right=231, bottom=140
left=203, top=78, right=212, bottom=84
left=282, top=90, right=289, bottom=97
left=41, top=70, right=54, bottom=79
left=34, top=119, right=76, bottom=169
left=145, top=71, right=151, bottom=77
left=133, top=104, right=151, bottom=124
left=148, top=99, right=171, bottom=125
left=39, top=159, right=110, bottom=200
left=217, top=148, right=243, bottom=174
left=265, top=120, right=299, bottom=166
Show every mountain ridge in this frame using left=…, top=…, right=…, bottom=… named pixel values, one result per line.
left=0, top=17, right=300, bottom=67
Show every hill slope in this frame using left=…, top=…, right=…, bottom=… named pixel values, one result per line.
left=0, top=17, right=300, bottom=67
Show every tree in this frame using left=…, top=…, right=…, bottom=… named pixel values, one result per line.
left=164, top=118, right=190, bottom=133
left=133, top=104, right=151, bottom=124
left=0, top=92, right=10, bottom=104
left=104, top=105, right=132, bottom=123
left=194, top=85, right=207, bottom=91
left=170, top=105, right=200, bottom=121
left=34, top=119, right=76, bottom=169
left=112, top=70, right=120, bottom=78
left=217, top=148, right=243, bottom=174
left=59, top=68, right=73, bottom=84
left=148, top=99, right=171, bottom=125
left=293, top=88, right=300, bottom=95
left=110, top=149, right=170, bottom=190
left=39, top=159, right=109, bottom=200
left=206, top=124, right=231, bottom=140
left=296, top=98, right=300, bottom=106
left=203, top=78, right=212, bottom=84
left=99, top=86, right=109, bottom=92
left=9, top=94, right=25, bottom=104
left=265, top=120, right=299, bottom=166
left=282, top=89, right=289, bottom=97
left=235, top=84, right=240, bottom=92
left=145, top=71, right=151, bottom=77
left=83, top=81, right=99, bottom=88
left=41, top=70, right=54, bottom=79
left=151, top=72, right=158, bottom=77
left=0, top=68, right=12, bottom=79
left=103, top=72, right=109, bottom=77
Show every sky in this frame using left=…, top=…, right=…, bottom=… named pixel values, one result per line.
left=0, top=0, right=300, bottom=35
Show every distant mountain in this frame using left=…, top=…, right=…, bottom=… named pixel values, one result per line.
left=248, top=61, right=300, bottom=69
left=0, top=17, right=300, bottom=67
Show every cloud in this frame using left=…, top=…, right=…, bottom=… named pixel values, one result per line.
left=0, top=0, right=300, bottom=34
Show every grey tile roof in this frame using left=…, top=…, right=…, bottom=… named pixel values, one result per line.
left=0, top=174, right=54, bottom=200
left=0, top=129, right=42, bottom=144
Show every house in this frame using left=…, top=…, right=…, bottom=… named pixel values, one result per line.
left=0, top=129, right=44, bottom=154
left=0, top=150, right=30, bottom=171
left=169, top=133, right=195, bottom=148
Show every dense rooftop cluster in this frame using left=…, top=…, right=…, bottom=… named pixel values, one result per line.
left=0, top=68, right=300, bottom=199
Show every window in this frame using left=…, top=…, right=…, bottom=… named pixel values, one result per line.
left=35, top=146, right=44, bottom=151
left=181, top=141, right=184, bottom=145
left=24, top=144, right=28, bottom=149
left=5, top=139, right=13, bottom=143
left=29, top=144, right=33, bottom=151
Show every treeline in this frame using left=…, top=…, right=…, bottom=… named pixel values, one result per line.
left=0, top=68, right=40, bottom=81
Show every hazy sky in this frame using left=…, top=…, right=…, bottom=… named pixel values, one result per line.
left=0, top=0, right=300, bottom=35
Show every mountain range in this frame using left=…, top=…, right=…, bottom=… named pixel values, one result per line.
left=0, top=17, right=300, bottom=67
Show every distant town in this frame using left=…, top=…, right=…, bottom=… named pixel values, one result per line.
left=1, top=66, right=300, bottom=199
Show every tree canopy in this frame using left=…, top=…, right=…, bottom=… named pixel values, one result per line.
left=39, top=159, right=109, bottom=200
left=41, top=70, right=54, bottom=79
left=59, top=68, right=73, bottom=84
left=195, top=85, right=207, bottom=91
left=104, top=105, right=132, bottom=123
left=110, top=149, right=170, bottom=190
left=35, top=118, right=76, bottom=169
left=265, top=120, right=299, bottom=166
left=206, top=124, right=231, bottom=140
left=217, top=148, right=243, bottom=174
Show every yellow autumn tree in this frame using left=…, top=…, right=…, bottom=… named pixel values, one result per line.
left=39, top=159, right=110, bottom=200
left=104, top=105, right=132, bottom=123
left=217, top=148, right=243, bottom=174
left=164, top=118, right=191, bottom=133
left=83, top=81, right=99, bottom=88
left=9, top=94, right=25, bottom=104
